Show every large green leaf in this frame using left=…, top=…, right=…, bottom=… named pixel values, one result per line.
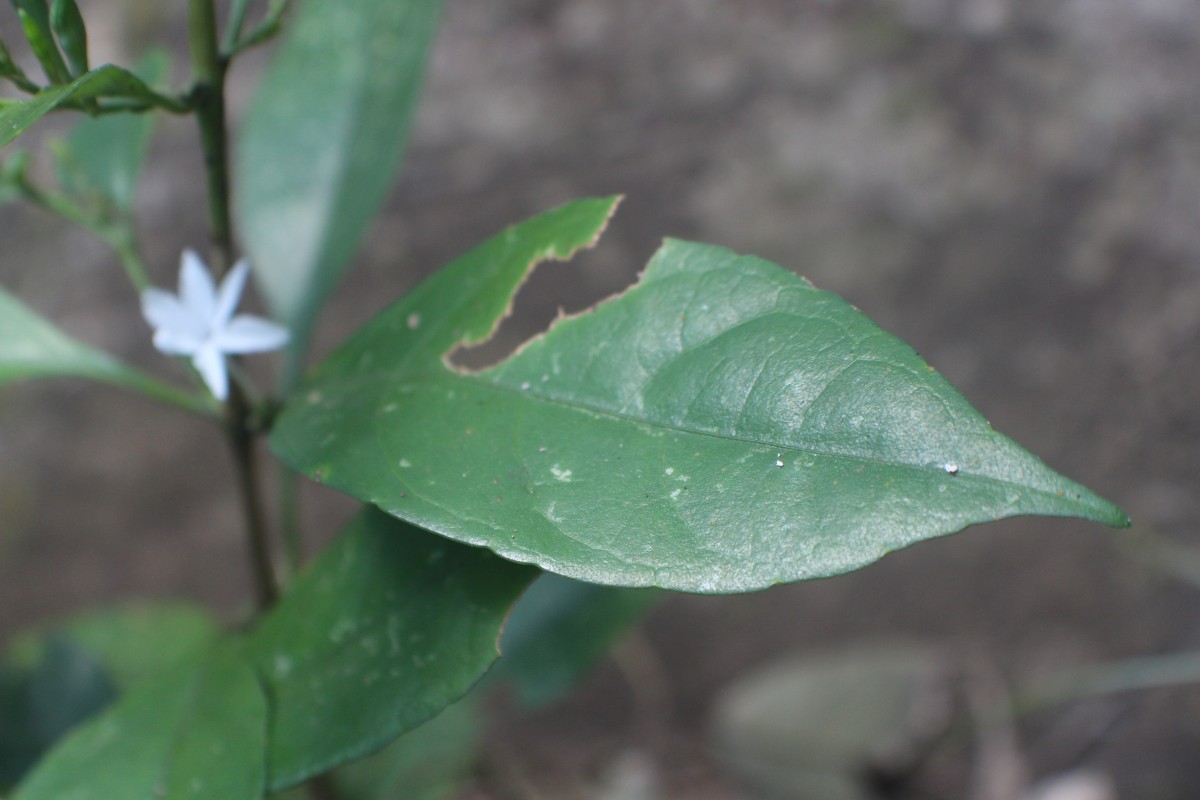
left=0, top=64, right=182, bottom=148
left=235, top=0, right=442, bottom=379
left=0, top=288, right=212, bottom=414
left=245, top=507, right=536, bottom=791
left=272, top=198, right=1129, bottom=593
left=13, top=646, right=266, bottom=800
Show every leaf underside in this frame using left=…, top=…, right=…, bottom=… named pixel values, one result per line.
left=272, top=197, right=1129, bottom=593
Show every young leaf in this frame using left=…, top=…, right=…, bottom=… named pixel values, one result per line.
left=0, top=64, right=183, bottom=149
left=11, top=0, right=70, bottom=84
left=0, top=287, right=213, bottom=415
left=0, top=36, right=39, bottom=93
left=12, top=646, right=266, bottom=800
left=272, top=198, right=1130, bottom=593
left=244, top=507, right=537, bottom=791
left=48, top=0, right=87, bottom=78
left=235, top=0, right=442, bottom=382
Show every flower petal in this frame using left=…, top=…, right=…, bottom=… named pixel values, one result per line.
left=179, top=249, right=217, bottom=324
left=141, top=288, right=205, bottom=354
left=153, top=328, right=205, bottom=356
left=141, top=287, right=187, bottom=330
left=192, top=343, right=229, bottom=401
left=214, top=315, right=291, bottom=354
left=214, top=259, right=250, bottom=327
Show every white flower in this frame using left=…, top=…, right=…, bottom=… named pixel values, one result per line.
left=141, top=250, right=289, bottom=401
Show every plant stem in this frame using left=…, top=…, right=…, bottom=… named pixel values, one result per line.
left=189, top=0, right=279, bottom=610
left=228, top=416, right=279, bottom=608
left=222, top=0, right=253, bottom=54
left=188, top=0, right=233, bottom=275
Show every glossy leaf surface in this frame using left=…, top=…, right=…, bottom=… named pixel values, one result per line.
left=235, top=0, right=442, bottom=377
left=273, top=198, right=1128, bottom=593
left=0, top=64, right=181, bottom=148
left=245, top=508, right=536, bottom=790
left=13, top=647, right=265, bottom=800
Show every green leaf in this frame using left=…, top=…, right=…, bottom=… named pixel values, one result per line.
left=273, top=198, right=1130, bottom=593
left=245, top=507, right=537, bottom=791
left=48, top=0, right=87, bottom=78
left=9, top=604, right=221, bottom=692
left=236, top=0, right=442, bottom=382
left=0, top=152, right=27, bottom=205
left=0, top=288, right=214, bottom=414
left=0, top=641, right=115, bottom=792
left=13, top=646, right=266, bottom=800
left=333, top=699, right=481, bottom=800
left=0, top=35, right=39, bottom=93
left=0, top=605, right=218, bottom=792
left=499, top=573, right=659, bottom=707
left=0, top=64, right=183, bottom=149
left=12, top=0, right=70, bottom=84
left=0, top=288, right=150, bottom=385
left=54, top=51, right=167, bottom=213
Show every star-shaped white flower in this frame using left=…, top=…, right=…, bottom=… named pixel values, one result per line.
left=141, top=250, right=289, bottom=401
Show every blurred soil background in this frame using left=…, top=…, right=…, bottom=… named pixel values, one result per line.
left=2, top=0, right=1200, bottom=797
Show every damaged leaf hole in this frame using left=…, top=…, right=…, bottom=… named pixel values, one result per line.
left=448, top=214, right=645, bottom=373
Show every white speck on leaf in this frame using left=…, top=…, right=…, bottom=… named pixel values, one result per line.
left=407, top=313, right=421, bottom=329
left=943, top=462, right=960, bottom=475
left=550, top=464, right=573, bottom=482
left=273, top=654, right=293, bottom=678
left=140, top=250, right=289, bottom=401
